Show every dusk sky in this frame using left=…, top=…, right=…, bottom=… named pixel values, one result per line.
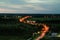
left=0, top=0, right=60, bottom=13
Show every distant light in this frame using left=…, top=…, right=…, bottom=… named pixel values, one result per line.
left=57, top=34, right=60, bottom=37
left=37, top=31, right=40, bottom=34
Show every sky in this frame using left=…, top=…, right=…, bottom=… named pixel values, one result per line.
left=0, top=0, right=60, bottom=13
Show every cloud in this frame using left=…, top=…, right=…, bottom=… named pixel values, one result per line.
left=24, top=0, right=59, bottom=5
left=0, top=8, right=16, bottom=13
left=0, top=3, right=48, bottom=10
left=24, top=0, right=46, bottom=3
left=0, top=0, right=59, bottom=13
left=0, top=8, right=32, bottom=13
left=0, top=2, right=55, bottom=13
left=0, top=2, right=5, bottom=4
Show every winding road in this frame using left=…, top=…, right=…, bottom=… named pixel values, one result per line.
left=19, top=16, right=49, bottom=40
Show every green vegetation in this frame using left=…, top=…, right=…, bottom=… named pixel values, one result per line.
left=0, top=16, right=60, bottom=40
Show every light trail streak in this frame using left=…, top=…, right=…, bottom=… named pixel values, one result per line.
left=19, top=16, right=49, bottom=40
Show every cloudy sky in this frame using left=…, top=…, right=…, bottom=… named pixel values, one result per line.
left=0, top=0, right=60, bottom=13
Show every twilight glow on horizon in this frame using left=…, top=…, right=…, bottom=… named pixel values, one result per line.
left=0, top=0, right=60, bottom=13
